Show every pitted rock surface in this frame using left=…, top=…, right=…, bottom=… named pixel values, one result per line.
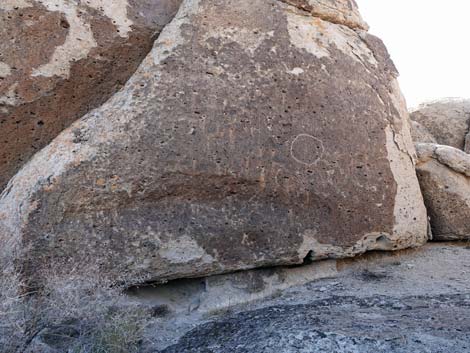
left=0, top=0, right=427, bottom=286
left=410, top=98, right=470, bottom=151
left=0, top=0, right=182, bottom=190
left=416, top=143, right=470, bottom=240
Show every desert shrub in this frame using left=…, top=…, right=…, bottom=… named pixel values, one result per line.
left=0, top=239, right=32, bottom=353
left=35, top=268, right=150, bottom=353
left=70, top=309, right=145, bottom=353
left=0, top=260, right=149, bottom=353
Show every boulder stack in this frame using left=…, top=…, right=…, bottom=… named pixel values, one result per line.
left=415, top=143, right=470, bottom=240
left=0, top=0, right=428, bottom=286
left=411, top=98, right=470, bottom=240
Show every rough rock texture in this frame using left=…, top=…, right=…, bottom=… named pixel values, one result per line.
left=281, top=0, right=368, bottom=30
left=23, top=243, right=470, bottom=352
left=411, top=101, right=470, bottom=240
left=410, top=98, right=470, bottom=151
left=146, top=243, right=470, bottom=352
left=162, top=295, right=470, bottom=353
left=0, top=0, right=427, bottom=286
left=410, top=120, right=436, bottom=144
left=416, top=143, right=470, bottom=240
left=0, top=0, right=182, bottom=190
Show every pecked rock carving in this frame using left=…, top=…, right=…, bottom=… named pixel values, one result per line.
left=0, top=0, right=427, bottom=286
left=290, top=134, right=324, bottom=166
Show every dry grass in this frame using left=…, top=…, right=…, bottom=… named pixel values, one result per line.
left=0, top=239, right=32, bottom=352
left=0, top=259, right=150, bottom=353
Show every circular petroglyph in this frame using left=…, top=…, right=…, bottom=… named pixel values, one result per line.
left=290, top=134, right=324, bottom=166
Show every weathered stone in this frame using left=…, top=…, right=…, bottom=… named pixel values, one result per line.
left=416, top=143, right=470, bottom=240
left=161, top=294, right=470, bottom=353
left=410, top=98, right=470, bottom=151
left=151, top=243, right=470, bottom=353
left=410, top=120, right=436, bottom=144
left=0, top=0, right=182, bottom=190
left=280, top=0, right=368, bottom=30
left=0, top=0, right=427, bottom=287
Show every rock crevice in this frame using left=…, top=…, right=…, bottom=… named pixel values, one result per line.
left=279, top=0, right=369, bottom=30
left=416, top=143, right=470, bottom=177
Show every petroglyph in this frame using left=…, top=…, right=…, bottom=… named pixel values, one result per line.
left=290, top=134, right=324, bottom=166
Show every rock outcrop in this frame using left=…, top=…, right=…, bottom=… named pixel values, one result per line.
left=0, top=0, right=427, bottom=287
left=410, top=98, right=470, bottom=151
left=410, top=100, right=470, bottom=241
left=416, top=143, right=470, bottom=240
left=0, top=0, right=182, bottom=190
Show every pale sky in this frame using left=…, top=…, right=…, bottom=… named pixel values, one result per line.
left=356, top=0, right=470, bottom=109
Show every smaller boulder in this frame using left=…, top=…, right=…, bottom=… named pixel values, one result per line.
left=410, top=99, right=470, bottom=150
left=416, top=143, right=470, bottom=240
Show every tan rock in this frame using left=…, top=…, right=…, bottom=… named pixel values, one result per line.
left=410, top=121, right=436, bottom=144
left=280, top=0, right=369, bottom=30
left=410, top=98, right=470, bottom=150
left=416, top=143, right=470, bottom=240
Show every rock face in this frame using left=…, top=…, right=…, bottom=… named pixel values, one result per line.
left=410, top=121, right=436, bottom=144
left=0, top=0, right=182, bottom=191
left=0, top=0, right=427, bottom=286
left=410, top=99, right=470, bottom=151
left=416, top=143, right=470, bottom=240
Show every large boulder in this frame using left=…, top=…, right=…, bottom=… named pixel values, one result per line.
left=0, top=0, right=182, bottom=191
left=410, top=98, right=470, bottom=150
left=410, top=121, right=436, bottom=144
left=0, top=0, right=428, bottom=286
left=416, top=143, right=470, bottom=240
